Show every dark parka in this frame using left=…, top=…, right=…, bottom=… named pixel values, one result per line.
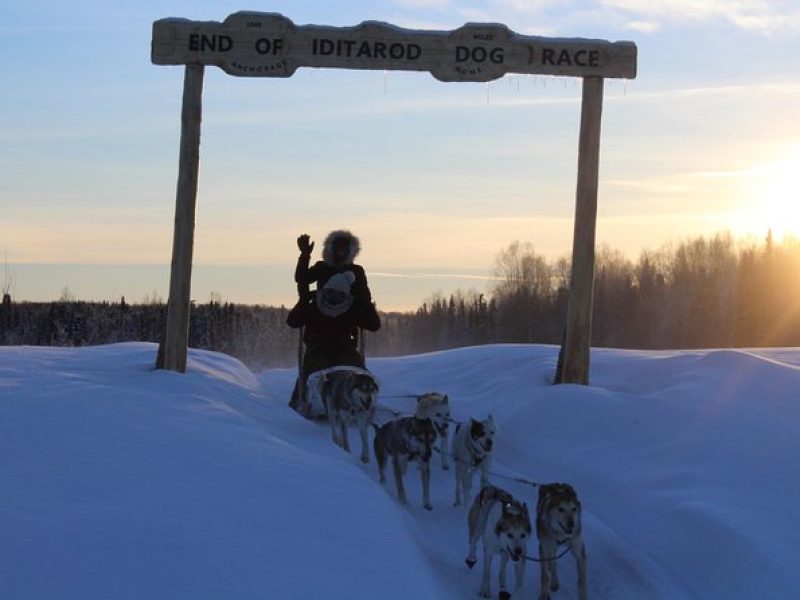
left=294, top=230, right=372, bottom=309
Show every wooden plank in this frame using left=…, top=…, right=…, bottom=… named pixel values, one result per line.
left=558, top=76, right=604, bottom=385
left=158, top=64, right=204, bottom=373
left=152, top=12, right=637, bottom=81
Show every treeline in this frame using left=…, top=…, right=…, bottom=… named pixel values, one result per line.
left=2, top=232, right=799, bottom=368
left=485, top=231, right=800, bottom=349
left=0, top=298, right=298, bottom=369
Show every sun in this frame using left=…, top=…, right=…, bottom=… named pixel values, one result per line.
left=732, top=145, right=800, bottom=239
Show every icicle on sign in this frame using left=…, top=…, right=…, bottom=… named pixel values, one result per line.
left=151, top=12, right=637, bottom=81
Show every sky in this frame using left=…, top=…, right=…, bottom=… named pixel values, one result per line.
left=1, top=1, right=799, bottom=311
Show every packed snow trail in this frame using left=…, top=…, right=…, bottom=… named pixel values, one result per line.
left=1, top=343, right=798, bottom=598
left=256, top=344, right=800, bottom=599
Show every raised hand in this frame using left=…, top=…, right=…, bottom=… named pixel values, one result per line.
left=297, top=234, right=315, bottom=255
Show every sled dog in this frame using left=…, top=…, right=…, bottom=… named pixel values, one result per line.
left=465, top=484, right=532, bottom=600
left=373, top=416, right=437, bottom=510
left=451, top=415, right=497, bottom=506
left=321, top=369, right=378, bottom=463
left=415, top=392, right=451, bottom=470
left=536, top=483, right=587, bottom=600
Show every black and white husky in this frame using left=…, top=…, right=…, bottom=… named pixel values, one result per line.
left=451, top=415, right=497, bottom=507
left=466, top=484, right=532, bottom=600
left=536, top=483, right=587, bottom=600
left=373, top=416, right=437, bottom=510
left=415, top=392, right=451, bottom=470
left=320, top=369, right=378, bottom=463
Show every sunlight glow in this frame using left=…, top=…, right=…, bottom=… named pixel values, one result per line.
left=732, top=145, right=800, bottom=238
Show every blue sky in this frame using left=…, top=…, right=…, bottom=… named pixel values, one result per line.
left=1, top=1, right=799, bottom=310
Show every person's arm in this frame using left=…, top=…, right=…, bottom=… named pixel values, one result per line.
left=351, top=265, right=373, bottom=309
left=286, top=299, right=311, bottom=328
left=294, top=234, right=315, bottom=300
left=356, top=301, right=381, bottom=332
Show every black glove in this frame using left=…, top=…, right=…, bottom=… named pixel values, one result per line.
left=297, top=234, right=314, bottom=256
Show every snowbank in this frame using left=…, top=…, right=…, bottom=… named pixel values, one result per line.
left=1, top=342, right=798, bottom=598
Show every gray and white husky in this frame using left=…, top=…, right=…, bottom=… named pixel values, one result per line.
left=415, top=392, right=451, bottom=470
left=373, top=416, right=437, bottom=510
left=536, top=483, right=587, bottom=600
left=466, top=484, right=532, bottom=600
left=321, top=369, right=378, bottom=463
left=451, top=415, right=497, bottom=507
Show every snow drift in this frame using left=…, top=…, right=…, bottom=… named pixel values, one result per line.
left=0, top=342, right=798, bottom=599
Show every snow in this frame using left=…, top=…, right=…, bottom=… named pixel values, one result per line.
left=1, top=342, right=798, bottom=599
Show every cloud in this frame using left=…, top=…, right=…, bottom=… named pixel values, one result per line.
left=394, top=0, right=800, bottom=34
left=600, top=0, right=800, bottom=33
left=393, top=0, right=453, bottom=8
left=624, top=20, right=660, bottom=33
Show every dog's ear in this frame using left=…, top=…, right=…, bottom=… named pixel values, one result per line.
left=443, top=395, right=449, bottom=404
left=487, top=413, right=494, bottom=424
left=522, top=502, right=530, bottom=520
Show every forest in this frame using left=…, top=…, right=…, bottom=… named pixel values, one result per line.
left=2, top=232, right=799, bottom=370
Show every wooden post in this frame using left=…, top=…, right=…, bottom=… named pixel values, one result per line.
left=557, top=76, right=604, bottom=385
left=157, top=64, right=204, bottom=372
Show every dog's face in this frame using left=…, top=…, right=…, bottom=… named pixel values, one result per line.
left=538, top=483, right=582, bottom=538
left=416, top=393, right=450, bottom=430
left=469, top=415, right=496, bottom=455
left=498, top=501, right=532, bottom=562
left=407, top=417, right=437, bottom=459
left=350, top=373, right=378, bottom=411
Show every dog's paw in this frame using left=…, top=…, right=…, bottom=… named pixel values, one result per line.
left=538, top=591, right=551, bottom=600
left=550, top=580, right=559, bottom=592
left=479, top=590, right=491, bottom=599
left=360, top=456, right=369, bottom=464
left=499, top=591, right=511, bottom=600
left=424, top=503, right=433, bottom=511
left=465, top=557, right=477, bottom=570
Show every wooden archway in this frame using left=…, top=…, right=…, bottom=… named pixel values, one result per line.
left=151, top=12, right=637, bottom=383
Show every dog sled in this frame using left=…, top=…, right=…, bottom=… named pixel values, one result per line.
left=294, top=365, right=380, bottom=420
left=290, top=326, right=377, bottom=420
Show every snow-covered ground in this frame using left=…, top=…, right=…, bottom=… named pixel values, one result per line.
left=1, top=342, right=798, bottom=599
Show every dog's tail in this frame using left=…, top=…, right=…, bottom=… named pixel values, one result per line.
left=478, top=484, right=514, bottom=508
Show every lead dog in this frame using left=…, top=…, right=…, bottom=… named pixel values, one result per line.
left=321, top=369, right=378, bottom=463
left=373, top=416, right=437, bottom=510
left=415, top=392, right=451, bottom=470
left=451, top=415, right=497, bottom=507
left=466, top=484, right=532, bottom=600
left=536, top=483, right=587, bottom=600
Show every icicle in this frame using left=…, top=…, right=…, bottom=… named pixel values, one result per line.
left=383, top=69, right=388, bottom=95
left=623, top=78, right=627, bottom=98
left=485, top=82, right=491, bottom=106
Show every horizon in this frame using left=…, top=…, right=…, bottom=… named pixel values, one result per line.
left=3, top=227, right=790, bottom=312
left=2, top=1, right=799, bottom=312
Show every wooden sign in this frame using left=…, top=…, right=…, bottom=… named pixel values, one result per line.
left=152, top=12, right=637, bottom=82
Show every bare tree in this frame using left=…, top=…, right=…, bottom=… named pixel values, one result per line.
left=2, top=250, right=14, bottom=302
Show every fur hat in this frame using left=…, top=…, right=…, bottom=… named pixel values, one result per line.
left=323, top=230, right=361, bottom=267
